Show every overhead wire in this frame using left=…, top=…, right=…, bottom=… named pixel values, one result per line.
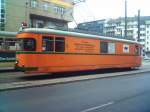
left=73, top=0, right=96, bottom=24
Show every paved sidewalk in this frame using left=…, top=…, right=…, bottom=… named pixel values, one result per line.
left=0, top=67, right=16, bottom=73
left=142, top=60, right=150, bottom=66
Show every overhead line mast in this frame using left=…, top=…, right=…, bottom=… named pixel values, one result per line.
left=137, top=10, right=140, bottom=42
left=124, top=0, right=127, bottom=38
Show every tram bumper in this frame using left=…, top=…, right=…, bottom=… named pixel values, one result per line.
left=15, top=60, right=38, bottom=72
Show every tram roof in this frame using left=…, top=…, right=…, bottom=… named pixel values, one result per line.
left=0, top=31, right=17, bottom=37
left=20, top=28, right=139, bottom=44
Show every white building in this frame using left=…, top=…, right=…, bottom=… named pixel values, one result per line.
left=145, top=20, right=150, bottom=58
left=104, top=17, right=150, bottom=56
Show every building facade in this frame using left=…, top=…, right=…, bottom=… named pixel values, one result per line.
left=77, top=20, right=106, bottom=36
left=145, top=20, right=150, bottom=57
left=1, top=0, right=74, bottom=32
left=0, top=0, right=5, bottom=31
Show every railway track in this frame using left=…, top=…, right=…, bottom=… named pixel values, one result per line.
left=0, top=68, right=137, bottom=84
left=0, top=64, right=150, bottom=86
left=0, top=71, right=24, bottom=83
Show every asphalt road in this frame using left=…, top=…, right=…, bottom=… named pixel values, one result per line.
left=1, top=72, right=150, bottom=112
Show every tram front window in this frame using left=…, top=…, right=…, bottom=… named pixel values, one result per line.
left=18, top=38, right=36, bottom=51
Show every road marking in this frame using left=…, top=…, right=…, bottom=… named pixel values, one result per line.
left=81, top=101, right=114, bottom=112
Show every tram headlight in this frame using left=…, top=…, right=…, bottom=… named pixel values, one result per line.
left=15, top=60, right=19, bottom=64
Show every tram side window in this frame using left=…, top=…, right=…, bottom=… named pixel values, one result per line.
left=0, top=38, right=3, bottom=46
left=55, top=37, right=65, bottom=52
left=100, top=42, right=108, bottom=53
left=100, top=42, right=116, bottom=54
left=135, top=45, right=140, bottom=56
left=19, top=38, right=36, bottom=51
left=0, top=38, right=3, bottom=50
left=42, top=37, right=54, bottom=51
left=108, top=43, right=115, bottom=54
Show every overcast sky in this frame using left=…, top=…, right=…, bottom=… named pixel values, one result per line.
left=69, top=0, right=150, bottom=28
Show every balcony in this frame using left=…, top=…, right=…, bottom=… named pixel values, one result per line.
left=29, top=0, right=73, bottom=22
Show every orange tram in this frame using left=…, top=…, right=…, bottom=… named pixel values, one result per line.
left=15, top=28, right=142, bottom=73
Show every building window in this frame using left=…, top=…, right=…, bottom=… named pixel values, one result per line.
left=1, top=9, right=5, bottom=13
left=31, top=0, right=38, bottom=8
left=0, top=0, right=5, bottom=31
left=147, top=47, right=149, bottom=51
left=140, top=34, right=145, bottom=36
left=1, top=0, right=4, bottom=3
left=1, top=18, right=5, bottom=23
left=54, top=6, right=65, bottom=15
left=35, top=20, right=44, bottom=28
left=42, top=36, right=54, bottom=51
left=0, top=27, right=4, bottom=31
left=43, top=2, right=49, bottom=10
left=1, top=13, right=5, bottom=18
left=55, top=37, right=65, bottom=52
left=140, top=28, right=145, bottom=31
left=147, top=31, right=149, bottom=34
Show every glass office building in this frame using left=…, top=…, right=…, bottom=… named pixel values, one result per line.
left=0, top=0, right=5, bottom=31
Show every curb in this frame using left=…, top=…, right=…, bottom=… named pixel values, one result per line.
left=0, top=69, right=150, bottom=91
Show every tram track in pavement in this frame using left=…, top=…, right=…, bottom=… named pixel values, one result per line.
left=1, top=61, right=149, bottom=83
left=0, top=72, right=24, bottom=83
left=0, top=68, right=133, bottom=83
left=0, top=68, right=17, bottom=73
left=0, top=67, right=147, bottom=84
left=0, top=66, right=150, bottom=91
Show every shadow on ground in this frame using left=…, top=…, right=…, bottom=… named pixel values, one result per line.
left=19, top=68, right=138, bottom=81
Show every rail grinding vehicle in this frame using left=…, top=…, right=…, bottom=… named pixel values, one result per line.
left=15, top=28, right=142, bottom=73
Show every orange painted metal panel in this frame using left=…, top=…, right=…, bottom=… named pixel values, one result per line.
left=17, top=53, right=141, bottom=73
